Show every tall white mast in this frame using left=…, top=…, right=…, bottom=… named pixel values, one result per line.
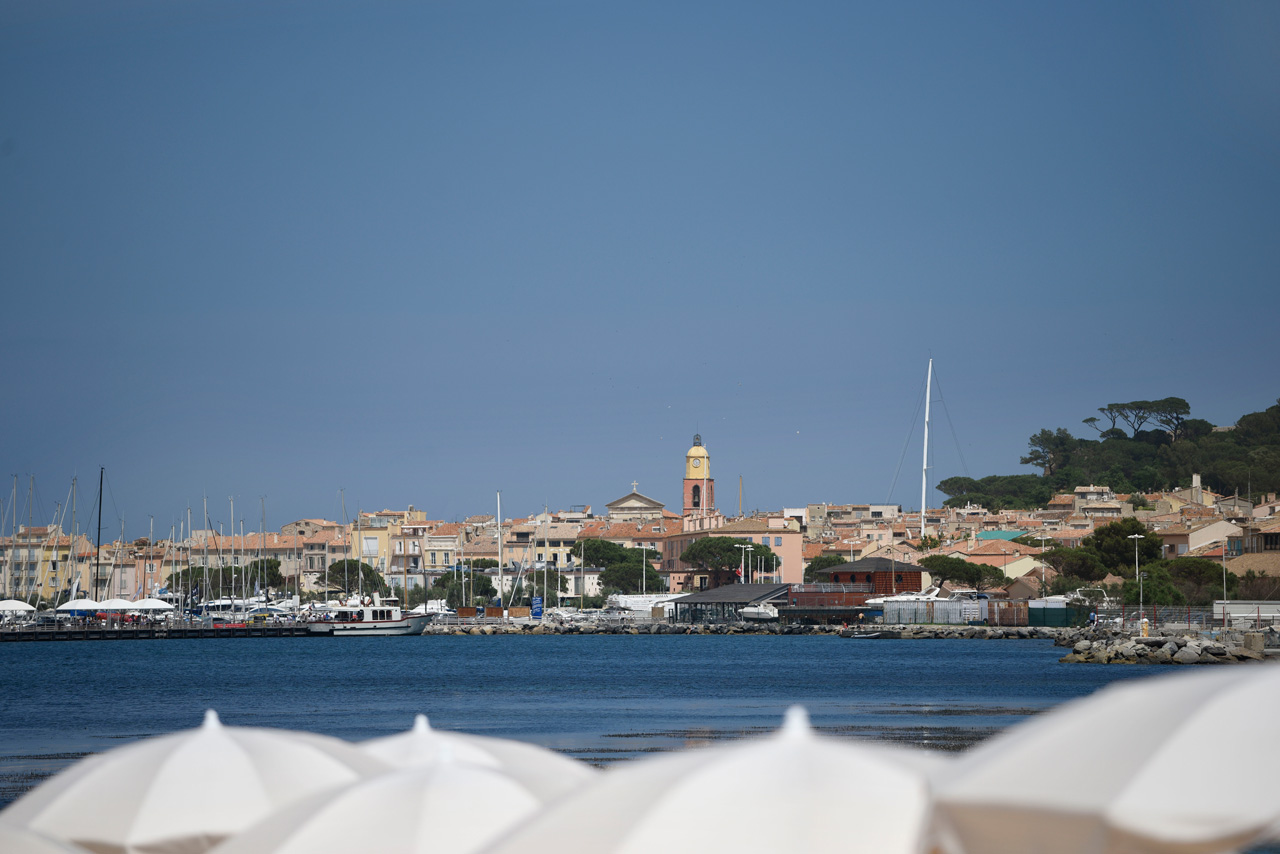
left=496, top=491, right=503, bottom=615
left=921, top=358, right=933, bottom=537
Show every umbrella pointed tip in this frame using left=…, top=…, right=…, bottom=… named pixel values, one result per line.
left=781, top=705, right=811, bottom=737
left=413, top=714, right=431, bottom=734
left=203, top=709, right=221, bottom=729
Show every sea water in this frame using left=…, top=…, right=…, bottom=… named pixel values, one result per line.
left=0, top=635, right=1158, bottom=806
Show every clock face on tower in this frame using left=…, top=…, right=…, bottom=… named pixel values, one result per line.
left=691, top=459, right=701, bottom=468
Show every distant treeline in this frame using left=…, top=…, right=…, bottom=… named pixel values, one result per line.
left=937, top=398, right=1280, bottom=510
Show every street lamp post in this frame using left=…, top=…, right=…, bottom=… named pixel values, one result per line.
left=640, top=545, right=648, bottom=596
left=735, top=544, right=753, bottom=584
left=1216, top=537, right=1230, bottom=628
left=1127, top=534, right=1145, bottom=620
left=1033, top=535, right=1054, bottom=596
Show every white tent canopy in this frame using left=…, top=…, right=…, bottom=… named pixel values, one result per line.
left=54, top=598, right=100, bottom=612
left=1, top=709, right=389, bottom=854
left=481, top=706, right=937, bottom=854
left=210, top=758, right=543, bottom=854
left=131, top=598, right=175, bottom=611
left=361, top=714, right=597, bottom=803
left=96, top=598, right=135, bottom=610
left=934, top=666, right=1280, bottom=854
left=0, top=598, right=36, bottom=613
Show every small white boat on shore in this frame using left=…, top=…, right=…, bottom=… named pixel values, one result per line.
left=864, top=585, right=948, bottom=606
left=738, top=603, right=779, bottom=621
left=307, top=595, right=430, bottom=636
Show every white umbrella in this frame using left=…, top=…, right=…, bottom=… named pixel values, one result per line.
left=0, top=598, right=36, bottom=613
left=478, top=706, right=936, bottom=854
left=96, top=598, right=135, bottom=610
left=933, top=666, right=1280, bottom=854
left=0, top=710, right=390, bottom=854
left=0, top=824, right=90, bottom=853
left=361, top=714, right=597, bottom=802
left=209, top=754, right=543, bottom=854
left=54, top=598, right=100, bottom=612
left=131, top=598, right=175, bottom=611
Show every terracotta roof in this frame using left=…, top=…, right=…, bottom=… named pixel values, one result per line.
left=1225, top=553, right=1280, bottom=576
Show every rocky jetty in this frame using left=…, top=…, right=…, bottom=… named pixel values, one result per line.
left=421, top=622, right=849, bottom=636
left=1054, top=626, right=1280, bottom=665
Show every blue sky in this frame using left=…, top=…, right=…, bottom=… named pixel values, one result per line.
left=2, top=1, right=1277, bottom=538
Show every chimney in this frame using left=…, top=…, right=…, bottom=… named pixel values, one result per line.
left=1192, top=473, right=1203, bottom=505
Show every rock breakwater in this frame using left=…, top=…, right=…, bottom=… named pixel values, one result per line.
left=1054, top=626, right=1279, bottom=665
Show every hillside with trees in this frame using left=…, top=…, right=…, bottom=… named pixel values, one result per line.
left=937, top=398, right=1280, bottom=510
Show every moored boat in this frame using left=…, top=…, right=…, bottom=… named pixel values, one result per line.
left=307, top=595, right=430, bottom=636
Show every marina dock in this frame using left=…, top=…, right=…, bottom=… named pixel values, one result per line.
left=0, top=625, right=312, bottom=642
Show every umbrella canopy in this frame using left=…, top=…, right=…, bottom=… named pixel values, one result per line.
left=479, top=706, right=936, bottom=854
left=0, top=824, right=90, bottom=853
left=208, top=755, right=542, bottom=854
left=130, top=598, right=175, bottom=611
left=96, top=598, right=135, bottom=610
left=0, top=598, right=36, bottom=613
left=0, top=710, right=390, bottom=854
left=54, top=598, right=100, bottom=612
left=361, top=714, right=597, bottom=803
left=933, top=666, right=1280, bottom=854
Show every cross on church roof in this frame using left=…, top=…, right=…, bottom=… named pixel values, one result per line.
left=632, top=481, right=639, bottom=492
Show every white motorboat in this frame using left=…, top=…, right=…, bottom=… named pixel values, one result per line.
left=307, top=595, right=430, bottom=636
left=864, top=585, right=948, bottom=606
left=738, top=603, right=779, bottom=621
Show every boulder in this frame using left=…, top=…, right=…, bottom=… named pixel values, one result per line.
left=1233, top=646, right=1264, bottom=662
left=1074, top=640, right=1094, bottom=654
left=1151, top=648, right=1173, bottom=664
left=1244, top=633, right=1266, bottom=653
left=1059, top=653, right=1086, bottom=663
left=1172, top=646, right=1202, bottom=665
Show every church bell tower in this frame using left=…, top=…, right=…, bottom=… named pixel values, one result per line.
left=682, top=434, right=714, bottom=516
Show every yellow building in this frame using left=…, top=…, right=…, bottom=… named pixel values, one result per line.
left=351, top=508, right=428, bottom=575
left=0, top=525, right=95, bottom=601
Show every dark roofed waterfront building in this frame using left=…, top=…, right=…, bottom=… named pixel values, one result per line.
left=670, top=583, right=789, bottom=624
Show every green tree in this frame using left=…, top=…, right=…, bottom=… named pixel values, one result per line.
left=1112, top=401, right=1155, bottom=436
left=246, top=558, right=285, bottom=591
left=432, top=571, right=496, bottom=608
left=919, top=556, right=1006, bottom=590
left=461, top=558, right=499, bottom=569
left=1080, top=519, right=1162, bottom=574
left=679, top=537, right=777, bottom=588
left=391, top=583, right=431, bottom=607
left=804, top=555, right=846, bottom=583
left=1149, top=397, right=1192, bottom=440
left=1041, top=547, right=1108, bottom=583
left=571, top=540, right=663, bottom=593
left=323, top=559, right=389, bottom=596
left=1163, top=557, right=1236, bottom=605
left=1120, top=564, right=1185, bottom=607
left=597, top=563, right=663, bottom=595
left=510, top=568, right=569, bottom=605
left=972, top=564, right=1008, bottom=592
left=1020, top=428, right=1077, bottom=476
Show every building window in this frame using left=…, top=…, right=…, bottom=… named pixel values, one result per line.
left=774, top=537, right=782, bottom=546
left=691, top=485, right=701, bottom=508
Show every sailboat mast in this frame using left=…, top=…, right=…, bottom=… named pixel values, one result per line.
left=921, top=358, right=933, bottom=537
left=94, top=468, right=103, bottom=601
left=496, top=491, right=503, bottom=614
